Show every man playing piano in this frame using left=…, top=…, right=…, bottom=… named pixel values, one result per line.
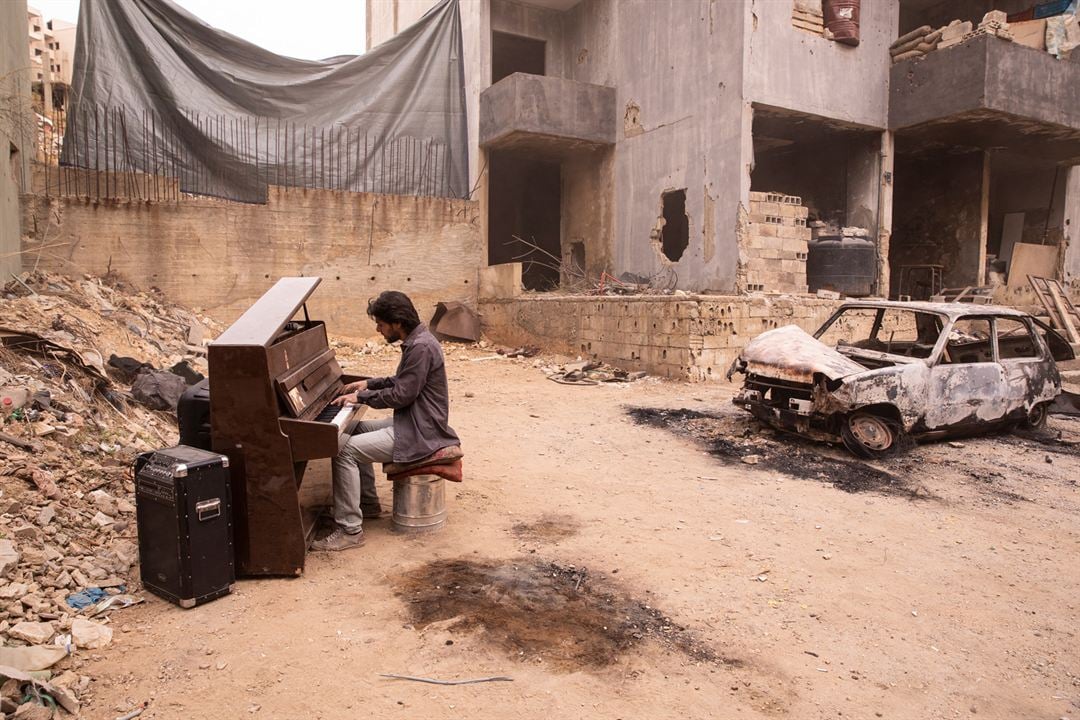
left=310, top=291, right=460, bottom=551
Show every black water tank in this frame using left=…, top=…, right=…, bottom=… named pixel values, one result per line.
left=806, top=236, right=876, bottom=296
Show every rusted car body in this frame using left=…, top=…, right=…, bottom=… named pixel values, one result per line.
left=728, top=301, right=1075, bottom=457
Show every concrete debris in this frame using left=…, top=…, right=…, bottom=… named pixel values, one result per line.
left=7, top=622, right=55, bottom=645
left=130, top=370, right=189, bottom=411
left=71, top=619, right=113, bottom=650
left=0, top=270, right=220, bottom=709
left=0, top=541, right=20, bottom=578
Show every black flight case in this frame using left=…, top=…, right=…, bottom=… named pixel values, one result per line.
left=135, top=445, right=235, bottom=608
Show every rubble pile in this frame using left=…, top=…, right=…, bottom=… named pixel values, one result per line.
left=0, top=271, right=221, bottom=717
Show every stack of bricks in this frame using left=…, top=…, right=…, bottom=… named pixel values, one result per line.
left=791, top=0, right=824, bottom=36
left=744, top=192, right=810, bottom=294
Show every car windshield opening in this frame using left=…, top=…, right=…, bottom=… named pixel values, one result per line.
left=815, top=307, right=943, bottom=359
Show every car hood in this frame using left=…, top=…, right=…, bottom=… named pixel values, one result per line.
left=733, top=325, right=868, bottom=384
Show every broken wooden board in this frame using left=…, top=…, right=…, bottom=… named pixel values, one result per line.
left=1008, top=244, right=1058, bottom=288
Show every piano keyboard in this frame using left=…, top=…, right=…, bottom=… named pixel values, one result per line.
left=315, top=403, right=356, bottom=430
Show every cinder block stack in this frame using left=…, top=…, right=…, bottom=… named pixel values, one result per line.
left=744, top=192, right=810, bottom=294
left=791, top=0, right=824, bottom=36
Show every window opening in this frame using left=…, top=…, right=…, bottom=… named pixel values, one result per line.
left=492, top=32, right=546, bottom=84
left=995, top=318, right=1039, bottom=360
left=942, top=318, right=993, bottom=364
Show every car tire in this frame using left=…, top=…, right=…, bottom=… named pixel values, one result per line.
left=841, top=411, right=902, bottom=459
left=1020, top=402, right=1049, bottom=430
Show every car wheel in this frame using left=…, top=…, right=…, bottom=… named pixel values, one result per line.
left=1021, top=402, right=1049, bottom=430
left=841, top=412, right=901, bottom=459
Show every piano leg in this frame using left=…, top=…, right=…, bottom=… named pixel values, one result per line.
left=296, top=459, right=334, bottom=545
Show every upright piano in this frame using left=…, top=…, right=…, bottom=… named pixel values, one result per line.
left=208, top=277, right=366, bottom=576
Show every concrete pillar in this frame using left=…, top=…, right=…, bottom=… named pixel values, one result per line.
left=876, top=131, right=894, bottom=297
left=977, top=150, right=991, bottom=287
left=1064, top=165, right=1080, bottom=296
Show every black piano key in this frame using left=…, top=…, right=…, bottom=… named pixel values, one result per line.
left=315, top=405, right=341, bottom=423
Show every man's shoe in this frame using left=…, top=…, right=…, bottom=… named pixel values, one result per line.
left=310, top=528, right=366, bottom=552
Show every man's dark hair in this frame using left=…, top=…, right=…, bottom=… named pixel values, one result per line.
left=367, top=291, right=421, bottom=332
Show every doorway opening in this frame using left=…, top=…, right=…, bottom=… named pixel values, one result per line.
left=487, top=149, right=562, bottom=291
left=492, top=32, right=545, bottom=84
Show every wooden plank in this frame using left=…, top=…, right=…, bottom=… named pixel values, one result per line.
left=1028, top=275, right=1066, bottom=330
left=1008, top=243, right=1058, bottom=288
left=1048, top=282, right=1080, bottom=343
left=999, top=212, right=1024, bottom=271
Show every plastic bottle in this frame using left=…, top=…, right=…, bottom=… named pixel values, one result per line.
left=0, top=388, right=29, bottom=419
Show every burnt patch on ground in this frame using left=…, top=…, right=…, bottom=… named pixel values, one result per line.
left=394, top=558, right=734, bottom=672
left=628, top=407, right=920, bottom=498
left=510, top=514, right=580, bottom=543
left=1007, top=426, right=1080, bottom=457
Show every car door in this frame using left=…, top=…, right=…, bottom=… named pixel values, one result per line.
left=926, top=316, right=1008, bottom=429
left=995, top=315, right=1053, bottom=412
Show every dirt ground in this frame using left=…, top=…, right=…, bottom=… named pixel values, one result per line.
left=78, top=345, right=1079, bottom=720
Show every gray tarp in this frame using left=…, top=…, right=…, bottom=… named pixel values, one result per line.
left=61, top=0, right=468, bottom=203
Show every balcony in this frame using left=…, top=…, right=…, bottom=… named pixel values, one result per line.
left=480, top=73, right=616, bottom=156
left=890, top=34, right=1080, bottom=162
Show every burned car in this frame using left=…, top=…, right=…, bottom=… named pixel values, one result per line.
left=728, top=301, right=1075, bottom=457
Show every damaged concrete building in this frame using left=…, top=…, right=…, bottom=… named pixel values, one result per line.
left=11, top=0, right=1080, bottom=381
left=368, top=0, right=1080, bottom=377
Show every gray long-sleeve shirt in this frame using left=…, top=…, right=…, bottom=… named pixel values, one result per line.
left=355, top=324, right=460, bottom=463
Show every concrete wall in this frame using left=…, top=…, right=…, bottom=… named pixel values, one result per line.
left=479, top=294, right=840, bottom=381
left=599, top=0, right=747, bottom=292
left=745, top=0, right=897, bottom=129
left=1065, top=166, right=1080, bottom=296
left=367, top=0, right=439, bottom=49
left=20, top=186, right=483, bottom=336
left=1, top=0, right=31, bottom=279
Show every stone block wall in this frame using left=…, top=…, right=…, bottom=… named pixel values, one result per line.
left=742, top=192, right=810, bottom=294
left=21, top=184, right=482, bottom=338
left=480, top=294, right=839, bottom=381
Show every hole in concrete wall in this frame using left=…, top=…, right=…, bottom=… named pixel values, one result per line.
left=488, top=149, right=561, bottom=291
left=492, top=32, right=545, bottom=84
left=660, top=190, right=689, bottom=262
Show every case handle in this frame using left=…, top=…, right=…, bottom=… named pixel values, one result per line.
left=196, top=498, right=221, bottom=522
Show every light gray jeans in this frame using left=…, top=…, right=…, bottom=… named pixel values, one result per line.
left=331, top=416, right=394, bottom=534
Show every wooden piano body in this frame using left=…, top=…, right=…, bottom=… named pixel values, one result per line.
left=208, top=277, right=365, bottom=576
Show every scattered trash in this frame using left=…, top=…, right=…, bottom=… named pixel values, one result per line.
left=90, top=594, right=143, bottom=617
left=379, top=674, right=514, bottom=686
left=429, top=301, right=481, bottom=342
left=544, top=360, right=646, bottom=386
left=497, top=346, right=540, bottom=359
left=113, top=703, right=149, bottom=720
left=0, top=664, right=79, bottom=714
left=0, top=646, right=68, bottom=672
